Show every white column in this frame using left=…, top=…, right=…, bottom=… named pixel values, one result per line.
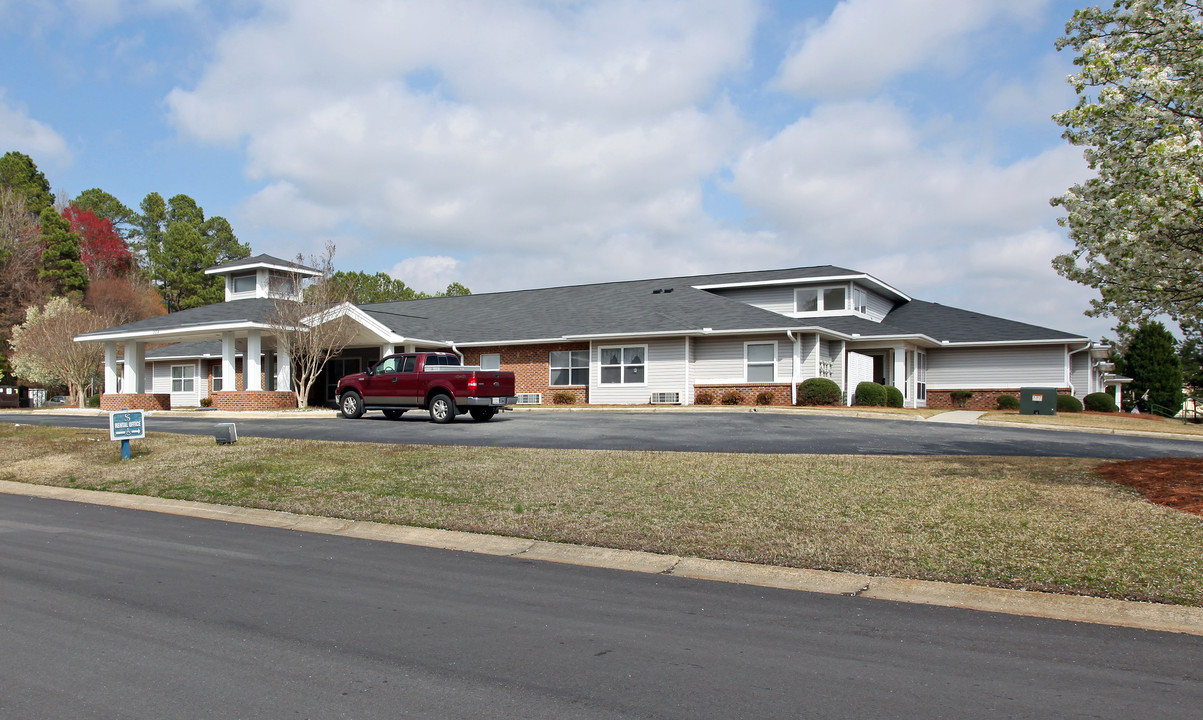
left=380, top=343, right=396, bottom=357
left=221, top=332, right=237, bottom=392
left=276, top=347, right=292, bottom=392
left=246, top=330, right=262, bottom=391
left=122, top=342, right=145, bottom=394
left=893, top=344, right=906, bottom=396
left=104, top=342, right=118, bottom=394
left=1114, top=384, right=1122, bottom=412
left=791, top=333, right=800, bottom=405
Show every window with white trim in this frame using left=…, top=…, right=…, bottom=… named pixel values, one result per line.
left=212, top=362, right=222, bottom=392
left=917, top=352, right=927, bottom=401
left=745, top=342, right=776, bottom=382
left=599, top=346, right=645, bottom=385
left=171, top=365, right=195, bottom=393
left=480, top=353, right=501, bottom=371
left=795, top=286, right=848, bottom=313
left=550, top=351, right=588, bottom=386
left=232, top=273, right=256, bottom=294
left=853, top=288, right=868, bottom=314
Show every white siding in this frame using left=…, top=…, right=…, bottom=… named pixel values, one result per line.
left=590, top=338, right=687, bottom=404
left=800, top=333, right=819, bottom=379
left=692, top=335, right=791, bottom=384
left=1070, top=352, right=1091, bottom=398
left=855, top=283, right=895, bottom=322
left=926, top=345, right=1066, bottom=389
left=709, top=286, right=795, bottom=315
left=152, top=360, right=201, bottom=407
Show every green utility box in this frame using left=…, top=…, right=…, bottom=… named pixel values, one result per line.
left=1020, top=387, right=1058, bottom=416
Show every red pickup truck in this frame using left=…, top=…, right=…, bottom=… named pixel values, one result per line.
left=335, top=352, right=517, bottom=423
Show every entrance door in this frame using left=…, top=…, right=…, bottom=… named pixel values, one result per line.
left=847, top=352, right=875, bottom=406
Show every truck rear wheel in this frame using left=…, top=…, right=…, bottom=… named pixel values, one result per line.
left=340, top=391, right=364, bottom=419
left=469, top=407, right=496, bottom=422
left=428, top=393, right=456, bottom=424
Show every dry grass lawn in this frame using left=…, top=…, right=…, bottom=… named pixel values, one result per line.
left=3, top=423, right=1202, bottom=606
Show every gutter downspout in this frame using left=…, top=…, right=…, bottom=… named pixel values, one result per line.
left=446, top=342, right=464, bottom=363
left=786, top=331, right=799, bottom=405
left=1066, top=342, right=1092, bottom=398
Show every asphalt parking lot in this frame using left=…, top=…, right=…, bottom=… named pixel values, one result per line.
left=3, top=409, right=1201, bottom=458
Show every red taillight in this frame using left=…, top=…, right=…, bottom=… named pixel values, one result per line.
left=468, top=376, right=478, bottom=389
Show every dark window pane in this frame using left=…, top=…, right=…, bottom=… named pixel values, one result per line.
left=550, top=368, right=570, bottom=386
left=823, top=287, right=846, bottom=311
left=550, top=351, right=568, bottom=368
left=797, top=288, right=818, bottom=312
left=624, top=366, right=643, bottom=383
left=747, top=364, right=774, bottom=382
left=624, top=347, right=643, bottom=365
left=602, top=349, right=621, bottom=365
left=601, top=367, right=621, bottom=384
left=570, top=351, right=589, bottom=367
left=570, top=368, right=588, bottom=385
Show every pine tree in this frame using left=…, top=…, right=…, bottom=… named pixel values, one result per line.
left=0, top=151, right=54, bottom=217
left=37, top=207, right=88, bottom=297
left=1118, top=322, right=1184, bottom=414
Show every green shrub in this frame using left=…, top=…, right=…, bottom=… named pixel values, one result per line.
left=755, top=391, right=775, bottom=406
left=796, top=378, right=841, bottom=406
left=1083, top=392, right=1117, bottom=413
left=199, top=397, right=213, bottom=408
left=995, top=394, right=1019, bottom=410
left=695, top=391, right=714, bottom=405
left=86, top=394, right=100, bottom=408
left=950, top=390, right=974, bottom=407
left=885, top=386, right=903, bottom=408
left=854, top=381, right=887, bottom=406
left=720, top=391, right=742, bottom=405
left=552, top=391, right=576, bottom=405
left=1056, top=394, right=1083, bottom=413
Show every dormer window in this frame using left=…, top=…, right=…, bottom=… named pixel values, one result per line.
left=795, top=286, right=847, bottom=313
left=231, top=273, right=257, bottom=294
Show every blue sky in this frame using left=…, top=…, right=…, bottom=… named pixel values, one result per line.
left=0, top=0, right=1112, bottom=337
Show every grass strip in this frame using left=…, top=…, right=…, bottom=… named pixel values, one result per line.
left=3, top=423, right=1202, bottom=606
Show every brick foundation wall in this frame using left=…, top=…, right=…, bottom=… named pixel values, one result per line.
left=461, top=343, right=589, bottom=404
left=924, top=388, right=1070, bottom=410
left=693, top=384, right=793, bottom=406
left=100, top=393, right=171, bottom=411
left=210, top=391, right=297, bottom=411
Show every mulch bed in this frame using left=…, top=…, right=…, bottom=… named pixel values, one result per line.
left=1097, top=458, right=1203, bottom=516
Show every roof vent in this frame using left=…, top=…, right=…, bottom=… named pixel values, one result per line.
left=651, top=287, right=675, bottom=294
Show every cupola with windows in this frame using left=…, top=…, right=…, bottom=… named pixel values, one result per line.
left=203, top=254, right=322, bottom=302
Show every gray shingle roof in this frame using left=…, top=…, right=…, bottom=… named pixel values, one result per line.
left=77, top=298, right=290, bottom=339
left=82, top=264, right=1086, bottom=348
left=206, top=254, right=320, bottom=275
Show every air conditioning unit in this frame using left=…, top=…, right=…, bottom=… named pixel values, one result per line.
left=515, top=393, right=542, bottom=405
left=650, top=392, right=680, bottom=405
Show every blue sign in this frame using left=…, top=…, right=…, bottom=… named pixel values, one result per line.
left=109, top=410, right=146, bottom=441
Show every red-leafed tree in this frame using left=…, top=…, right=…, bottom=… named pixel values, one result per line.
left=64, top=205, right=131, bottom=279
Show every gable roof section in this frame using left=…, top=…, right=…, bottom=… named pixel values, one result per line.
left=204, top=254, right=321, bottom=276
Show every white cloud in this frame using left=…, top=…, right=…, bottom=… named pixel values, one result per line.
left=389, top=256, right=461, bottom=295
left=0, top=89, right=71, bottom=167
left=775, top=0, right=1049, bottom=99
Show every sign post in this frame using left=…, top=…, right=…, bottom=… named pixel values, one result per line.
left=109, top=409, right=145, bottom=460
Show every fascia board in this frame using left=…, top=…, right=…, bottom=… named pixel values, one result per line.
left=204, top=262, right=322, bottom=276
left=74, top=321, right=277, bottom=343
left=692, top=273, right=911, bottom=302
left=304, top=303, right=398, bottom=341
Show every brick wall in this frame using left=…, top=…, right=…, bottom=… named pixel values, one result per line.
left=693, top=384, right=793, bottom=406
left=100, top=393, right=171, bottom=411
left=924, top=388, right=1070, bottom=410
left=210, top=391, right=297, bottom=411
left=461, top=343, right=590, bottom=404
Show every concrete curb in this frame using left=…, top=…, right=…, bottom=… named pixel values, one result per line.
left=3, top=479, right=1200, bottom=637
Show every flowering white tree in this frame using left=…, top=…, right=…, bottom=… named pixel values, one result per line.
left=10, top=297, right=106, bottom=407
left=1051, top=0, right=1203, bottom=331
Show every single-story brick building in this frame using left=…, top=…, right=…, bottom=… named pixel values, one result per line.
left=76, top=255, right=1124, bottom=411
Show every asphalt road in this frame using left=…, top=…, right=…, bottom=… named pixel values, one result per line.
left=4, top=409, right=1202, bottom=458
left=2, top=493, right=1200, bottom=719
